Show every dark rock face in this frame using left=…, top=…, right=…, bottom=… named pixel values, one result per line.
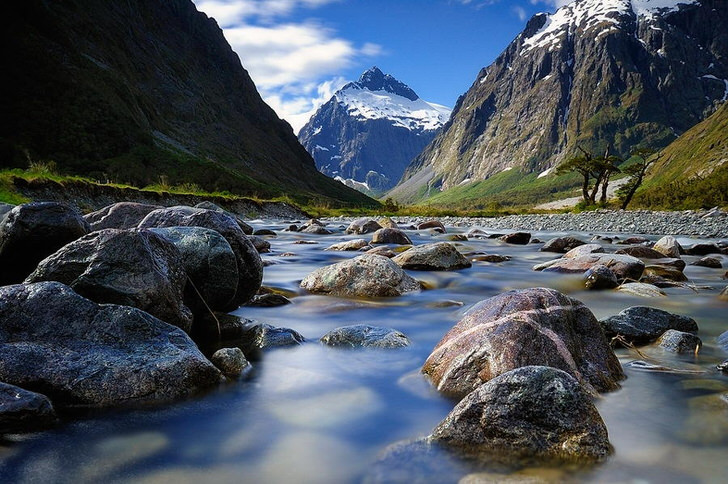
left=320, top=324, right=410, bottom=348
left=370, top=228, right=412, bottom=245
left=0, top=282, right=221, bottom=408
left=422, top=288, right=623, bottom=399
left=345, top=218, right=382, bottom=235
left=600, top=306, right=699, bottom=345
left=656, top=330, right=702, bottom=353
left=139, top=206, right=262, bottom=309
left=84, top=202, right=161, bottom=231
left=392, top=242, right=472, bottom=271
left=431, top=366, right=612, bottom=463
left=26, top=228, right=193, bottom=332
left=300, top=255, right=421, bottom=298
left=0, top=202, right=89, bottom=285
left=149, top=227, right=238, bottom=316
left=540, top=236, right=586, bottom=253
left=0, top=382, right=56, bottom=434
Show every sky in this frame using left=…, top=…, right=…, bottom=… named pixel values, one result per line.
left=192, top=0, right=572, bottom=133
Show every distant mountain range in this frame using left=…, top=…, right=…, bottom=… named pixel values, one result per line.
left=0, top=0, right=375, bottom=207
left=389, top=0, right=728, bottom=206
left=299, top=67, right=450, bottom=195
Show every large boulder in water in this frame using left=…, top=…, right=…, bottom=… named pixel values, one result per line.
left=0, top=382, right=56, bottom=434
left=540, top=236, right=586, bottom=253
left=345, top=218, right=382, bottom=235
left=536, top=253, right=644, bottom=283
left=0, top=202, right=89, bottom=285
left=0, top=282, right=221, bottom=408
left=600, top=306, right=699, bottom=345
left=195, top=201, right=253, bottom=235
left=422, top=288, right=623, bottom=399
left=301, top=254, right=420, bottom=298
left=149, top=227, right=239, bottom=316
left=138, top=206, right=262, bottom=309
left=84, top=202, right=161, bottom=231
left=392, top=242, right=471, bottom=271
left=320, top=324, right=410, bottom=348
left=26, top=229, right=193, bottom=332
left=371, top=228, right=412, bottom=245
left=653, top=235, right=683, bottom=258
left=431, top=366, right=612, bottom=463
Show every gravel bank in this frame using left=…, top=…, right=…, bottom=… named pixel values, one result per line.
left=327, top=208, right=728, bottom=239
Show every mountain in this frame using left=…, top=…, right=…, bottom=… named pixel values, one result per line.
left=390, top=0, right=728, bottom=205
left=0, top=0, right=376, bottom=207
left=298, top=67, right=451, bottom=195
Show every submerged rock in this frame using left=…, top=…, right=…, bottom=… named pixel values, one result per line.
left=210, top=347, right=250, bottom=378
left=600, top=306, right=699, bottom=345
left=422, top=287, right=623, bottom=399
left=0, top=282, right=221, bottom=408
left=0, top=202, right=90, bottom=285
left=26, top=228, right=193, bottom=332
left=320, top=324, right=410, bottom=348
left=617, top=282, right=666, bottom=298
left=84, top=202, right=161, bottom=231
left=371, top=228, right=412, bottom=245
left=431, top=366, right=611, bottom=463
left=0, top=382, right=56, bottom=434
left=301, top=255, right=420, bottom=297
left=392, top=242, right=471, bottom=271
left=325, top=239, right=369, bottom=251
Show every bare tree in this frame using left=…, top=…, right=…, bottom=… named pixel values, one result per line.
left=618, top=148, right=660, bottom=210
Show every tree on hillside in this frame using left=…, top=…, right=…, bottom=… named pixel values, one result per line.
left=556, top=146, right=621, bottom=205
left=618, top=148, right=660, bottom=210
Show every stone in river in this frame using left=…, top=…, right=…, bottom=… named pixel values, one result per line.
left=0, top=282, right=221, bottom=408
left=0, top=382, right=56, bottom=434
left=392, top=242, right=471, bottom=271
left=600, top=306, right=698, bottom=345
left=584, top=264, right=618, bottom=290
left=320, top=324, right=410, bottom=348
left=539, top=253, right=644, bottom=283
left=195, top=201, right=254, bottom=234
left=691, top=257, right=723, bottom=268
left=210, top=347, right=250, bottom=378
left=499, top=232, right=531, bottom=245
left=377, top=217, right=399, bottom=229
left=301, top=255, right=420, bottom=298
left=345, top=218, right=382, bottom=235
left=431, top=366, right=612, bottom=463
left=653, top=235, right=683, bottom=258
left=246, top=293, right=292, bottom=307
left=300, top=224, right=332, bottom=235
left=540, top=236, right=586, bottom=253
left=325, top=239, right=369, bottom=251
left=422, top=287, right=623, bottom=399
left=84, top=202, right=161, bottom=231
left=643, top=265, right=688, bottom=282
left=685, top=243, right=722, bottom=256
left=563, top=243, right=605, bottom=258
left=417, top=220, right=446, bottom=233
left=617, top=282, right=666, bottom=298
left=616, top=246, right=670, bottom=259
left=656, top=330, right=702, bottom=354
left=0, top=202, right=90, bottom=285
left=370, top=228, right=412, bottom=245
left=721, top=286, right=728, bottom=302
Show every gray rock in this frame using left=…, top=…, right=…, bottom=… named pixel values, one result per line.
left=371, top=228, right=412, bottom=245
left=139, top=206, right=263, bottom=309
left=84, top=202, right=161, bottom=231
left=686, top=243, right=722, bottom=256
left=210, top=347, right=249, bottom=378
left=301, top=254, right=421, bottom=297
left=248, top=235, right=271, bottom=253
left=563, top=243, right=605, bottom=258
left=148, top=227, right=238, bottom=316
left=320, top=324, right=410, bottom=348
left=422, top=288, right=623, bottom=399
left=642, top=265, right=688, bottom=282
left=26, top=229, right=193, bottom=332
left=499, top=232, right=531, bottom=245
left=584, top=264, right=618, bottom=290
left=431, top=366, right=611, bottom=463
left=0, top=282, right=221, bottom=407
left=691, top=256, right=722, bottom=268
left=616, top=246, right=670, bottom=259
left=325, top=239, right=369, bottom=251
left=392, top=242, right=471, bottom=271
left=417, top=220, right=446, bottom=232
left=246, top=293, right=292, bottom=307
left=377, top=217, right=399, bottom=229
left=0, top=202, right=90, bottom=285
left=539, top=253, right=644, bottom=283
left=364, top=245, right=397, bottom=258
left=195, top=201, right=253, bottom=234
left=540, top=236, right=586, bottom=253
left=300, top=224, right=332, bottom=235
left=472, top=254, right=511, bottom=263
left=0, top=202, right=13, bottom=219
left=617, top=282, right=666, bottom=298
left=656, top=330, right=702, bottom=353
left=345, top=218, right=382, bottom=235
left=653, top=235, right=683, bottom=258
left=0, top=382, right=56, bottom=434
left=600, top=306, right=699, bottom=345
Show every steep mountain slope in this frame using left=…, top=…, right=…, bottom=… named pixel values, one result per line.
left=299, top=67, right=450, bottom=195
left=0, top=0, right=375, bottom=207
left=390, top=0, right=728, bottom=204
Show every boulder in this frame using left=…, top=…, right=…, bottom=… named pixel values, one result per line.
left=417, top=220, right=446, bottom=233
left=377, top=217, right=399, bottom=229
left=392, top=242, right=471, bottom=271
left=538, top=253, right=644, bottom=283
left=0, top=282, right=221, bottom=407
left=248, top=235, right=271, bottom=253
left=653, top=235, right=683, bottom=258
left=540, top=236, right=586, bottom=253
left=472, top=254, right=510, bottom=263
left=26, top=229, right=193, bottom=332
left=0, top=202, right=90, bottom=285
left=325, top=239, right=369, bottom=251
left=371, top=228, right=412, bottom=245
left=138, top=206, right=263, bottom=309
left=616, top=246, right=670, bottom=259
left=617, top=236, right=650, bottom=245
left=656, top=330, right=702, bottom=354
left=691, top=257, right=723, bottom=268
left=252, top=228, right=276, bottom=236
left=345, top=218, right=382, bottom=235
left=364, top=245, right=397, bottom=258
left=643, top=265, right=688, bottom=282
left=600, top=306, right=699, bottom=345
left=320, top=324, right=410, bottom=348
left=300, top=224, right=332, bottom=235
left=617, top=282, right=666, bottom=298
left=301, top=255, right=421, bottom=298
left=686, top=243, right=722, bottom=256
left=210, top=347, right=250, bottom=378
left=195, top=201, right=253, bottom=234
left=584, top=264, right=618, bottom=290
left=246, top=293, right=292, bottom=307
left=431, top=366, right=611, bottom=463
left=84, top=202, right=161, bottom=231
left=148, top=227, right=238, bottom=315
left=563, top=243, right=605, bottom=258
left=422, top=288, right=623, bottom=399
left=0, top=382, right=56, bottom=434
left=499, top=232, right=531, bottom=245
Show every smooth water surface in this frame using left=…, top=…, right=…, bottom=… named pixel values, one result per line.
left=1, top=220, right=727, bottom=483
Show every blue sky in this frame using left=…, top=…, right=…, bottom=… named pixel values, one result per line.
left=192, top=0, right=569, bottom=132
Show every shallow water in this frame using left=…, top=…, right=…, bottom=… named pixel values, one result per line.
left=1, top=221, right=727, bottom=483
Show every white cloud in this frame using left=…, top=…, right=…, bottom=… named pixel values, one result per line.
left=512, top=5, right=527, bottom=21
left=263, top=76, right=348, bottom=133
left=530, top=0, right=573, bottom=9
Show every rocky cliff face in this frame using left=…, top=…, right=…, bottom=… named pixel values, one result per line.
left=299, top=67, right=450, bottom=195
left=391, top=0, right=728, bottom=203
left=0, top=0, right=375, bottom=207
